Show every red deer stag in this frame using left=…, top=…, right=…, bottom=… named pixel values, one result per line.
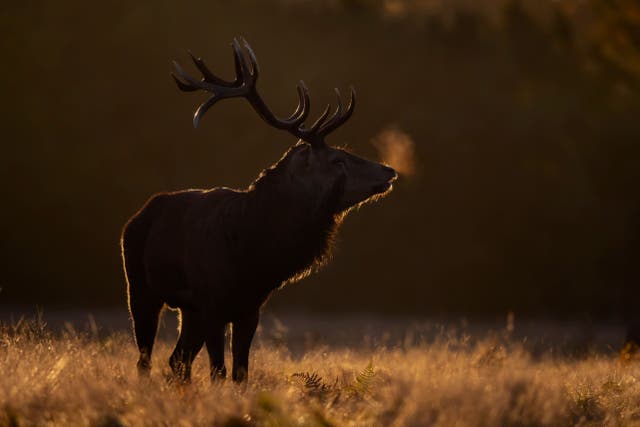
left=121, top=38, right=397, bottom=382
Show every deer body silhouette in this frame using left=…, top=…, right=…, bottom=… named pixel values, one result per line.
left=121, top=38, right=396, bottom=382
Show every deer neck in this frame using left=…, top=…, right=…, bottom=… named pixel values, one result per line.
left=239, top=173, right=339, bottom=285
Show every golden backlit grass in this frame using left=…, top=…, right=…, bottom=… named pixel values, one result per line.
left=2, top=319, right=640, bottom=426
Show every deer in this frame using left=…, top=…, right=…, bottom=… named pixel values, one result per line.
left=120, top=38, right=397, bottom=383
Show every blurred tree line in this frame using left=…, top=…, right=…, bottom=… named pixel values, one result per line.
left=1, top=0, right=639, bottom=317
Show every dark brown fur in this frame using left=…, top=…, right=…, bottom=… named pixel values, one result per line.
left=121, top=143, right=395, bottom=382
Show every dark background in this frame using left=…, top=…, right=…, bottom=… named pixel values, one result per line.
left=1, top=0, right=639, bottom=317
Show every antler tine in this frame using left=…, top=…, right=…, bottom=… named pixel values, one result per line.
left=318, top=86, right=356, bottom=136
left=241, top=37, right=260, bottom=78
left=193, top=95, right=223, bottom=128
left=232, top=38, right=256, bottom=87
left=188, top=51, right=236, bottom=87
left=298, top=82, right=311, bottom=123
left=173, top=56, right=247, bottom=127
left=172, top=60, right=208, bottom=91
left=238, top=38, right=313, bottom=128
left=231, top=42, right=244, bottom=86
left=318, top=88, right=344, bottom=132
left=285, top=81, right=310, bottom=124
left=306, top=104, right=332, bottom=134
left=171, top=71, right=199, bottom=92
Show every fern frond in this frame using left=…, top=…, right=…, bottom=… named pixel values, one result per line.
left=350, top=360, right=377, bottom=396
left=292, top=372, right=324, bottom=390
left=291, top=371, right=337, bottom=399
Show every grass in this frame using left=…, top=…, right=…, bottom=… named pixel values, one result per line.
left=2, top=315, right=640, bottom=426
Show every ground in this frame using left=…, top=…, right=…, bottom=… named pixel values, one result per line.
left=1, top=310, right=640, bottom=426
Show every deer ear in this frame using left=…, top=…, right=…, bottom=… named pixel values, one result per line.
left=297, top=144, right=313, bottom=168
left=306, top=146, right=315, bottom=166
left=288, top=145, right=312, bottom=182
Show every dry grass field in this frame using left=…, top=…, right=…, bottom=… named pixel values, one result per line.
left=2, top=313, right=640, bottom=426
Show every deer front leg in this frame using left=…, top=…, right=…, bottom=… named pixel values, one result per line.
left=169, top=309, right=205, bottom=383
left=205, top=321, right=227, bottom=381
left=231, top=311, right=259, bottom=382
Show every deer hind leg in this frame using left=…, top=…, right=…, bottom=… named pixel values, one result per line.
left=122, top=206, right=165, bottom=378
left=169, top=309, right=205, bottom=383
left=205, top=321, right=228, bottom=381
left=128, top=280, right=164, bottom=378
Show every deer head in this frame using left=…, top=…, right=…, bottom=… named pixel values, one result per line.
left=172, top=38, right=397, bottom=214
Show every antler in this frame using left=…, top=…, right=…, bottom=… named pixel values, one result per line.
left=171, top=37, right=355, bottom=147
